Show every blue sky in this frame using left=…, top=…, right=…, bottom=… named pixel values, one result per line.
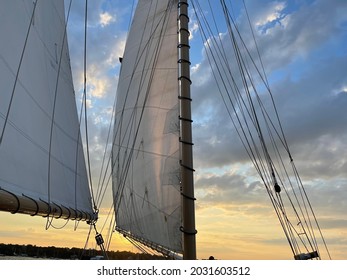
left=0, top=0, right=346, bottom=260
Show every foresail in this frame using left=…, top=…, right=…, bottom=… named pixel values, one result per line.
left=0, top=1, right=95, bottom=222
left=112, top=0, right=181, bottom=254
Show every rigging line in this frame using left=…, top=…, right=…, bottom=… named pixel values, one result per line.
left=47, top=0, right=73, bottom=220
left=93, top=1, right=160, bottom=204
left=221, top=0, right=276, bottom=186
left=0, top=0, right=38, bottom=147
left=263, top=183, right=298, bottom=256
left=0, top=55, right=80, bottom=144
left=102, top=1, right=169, bottom=208
left=0, top=111, right=80, bottom=173
left=114, top=3, right=173, bottom=214
left=230, top=20, right=314, bottom=256
left=218, top=1, right=276, bottom=192
left=83, top=0, right=97, bottom=211
left=222, top=1, right=293, bottom=195
left=292, top=163, right=332, bottom=259
left=192, top=1, right=270, bottom=187
left=199, top=0, right=269, bottom=179
left=126, top=236, right=149, bottom=255
left=218, top=0, right=316, bottom=254
left=276, top=192, right=302, bottom=254
left=292, top=167, right=320, bottom=252
left=95, top=100, right=114, bottom=205
left=224, top=5, right=292, bottom=157
left=242, top=0, right=269, bottom=89
left=266, top=124, right=319, bottom=252
left=74, top=56, right=86, bottom=220
left=277, top=190, right=318, bottom=256
left=193, top=2, right=279, bottom=225
left=115, top=30, right=177, bottom=242
left=96, top=104, right=174, bottom=207
left=80, top=224, right=93, bottom=259
left=271, top=160, right=318, bottom=254
left=104, top=211, right=116, bottom=251
left=260, top=95, right=322, bottom=254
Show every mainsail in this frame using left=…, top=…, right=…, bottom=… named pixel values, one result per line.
left=0, top=1, right=96, bottom=222
left=112, top=0, right=196, bottom=258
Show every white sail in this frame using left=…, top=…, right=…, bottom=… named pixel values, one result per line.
left=0, top=1, right=95, bottom=221
left=112, top=0, right=182, bottom=253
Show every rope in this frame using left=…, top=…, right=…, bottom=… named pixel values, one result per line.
left=82, top=0, right=97, bottom=212
left=46, top=0, right=74, bottom=228
left=191, top=0, right=330, bottom=259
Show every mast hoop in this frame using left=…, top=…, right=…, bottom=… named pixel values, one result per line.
left=179, top=116, right=193, bottom=123
left=178, top=14, right=189, bottom=21
left=177, top=2, right=189, bottom=8
left=180, top=226, right=197, bottom=235
left=178, top=27, right=190, bottom=35
left=177, top=43, right=190, bottom=49
left=178, top=58, right=191, bottom=65
left=178, top=95, right=192, bottom=101
left=181, top=192, right=196, bottom=201
left=179, top=137, right=194, bottom=146
left=178, top=75, right=192, bottom=84
left=180, top=160, right=195, bottom=172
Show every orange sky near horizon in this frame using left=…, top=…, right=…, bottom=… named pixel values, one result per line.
left=1, top=204, right=346, bottom=260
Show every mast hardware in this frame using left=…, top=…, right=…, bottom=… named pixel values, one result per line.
left=274, top=183, right=281, bottom=193
left=178, top=58, right=191, bottom=65
left=180, top=226, right=197, bottom=235
left=179, top=137, right=194, bottom=146
left=178, top=75, right=192, bottom=84
left=294, top=251, right=319, bottom=260
left=177, top=43, right=190, bottom=49
left=95, top=233, right=105, bottom=246
left=181, top=192, right=196, bottom=201
left=180, top=160, right=195, bottom=172
left=178, top=95, right=192, bottom=101
left=179, top=116, right=193, bottom=123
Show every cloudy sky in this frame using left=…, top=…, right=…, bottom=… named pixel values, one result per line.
left=1, top=0, right=346, bottom=260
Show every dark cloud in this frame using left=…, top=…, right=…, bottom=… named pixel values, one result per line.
left=191, top=0, right=347, bottom=182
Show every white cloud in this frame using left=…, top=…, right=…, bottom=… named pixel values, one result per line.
left=255, top=2, right=287, bottom=28
left=189, top=20, right=199, bottom=40
left=99, top=12, right=116, bottom=27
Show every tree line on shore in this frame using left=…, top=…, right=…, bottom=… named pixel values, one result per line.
left=0, top=243, right=167, bottom=260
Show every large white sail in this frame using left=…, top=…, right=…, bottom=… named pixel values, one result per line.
left=112, top=0, right=182, bottom=254
left=0, top=1, right=95, bottom=221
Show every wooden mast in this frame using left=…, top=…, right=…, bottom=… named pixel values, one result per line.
left=178, top=0, right=197, bottom=260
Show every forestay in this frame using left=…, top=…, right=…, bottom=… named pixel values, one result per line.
left=112, top=0, right=182, bottom=254
left=0, top=1, right=95, bottom=221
